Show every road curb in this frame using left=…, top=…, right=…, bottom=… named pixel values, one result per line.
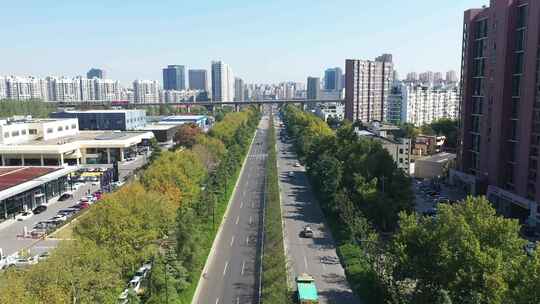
left=191, top=120, right=260, bottom=304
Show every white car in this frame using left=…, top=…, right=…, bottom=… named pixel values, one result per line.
left=7, top=255, right=38, bottom=267
left=118, top=289, right=129, bottom=304
left=129, top=276, right=143, bottom=294
left=16, top=211, right=33, bottom=221
left=294, top=162, right=301, bottom=167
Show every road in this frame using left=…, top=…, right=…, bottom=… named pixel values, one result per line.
left=275, top=117, right=359, bottom=304
left=193, top=115, right=268, bottom=304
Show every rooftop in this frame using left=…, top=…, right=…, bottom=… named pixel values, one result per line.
left=24, top=131, right=152, bottom=146
left=417, top=152, right=456, bottom=163
left=0, top=167, right=61, bottom=192
left=160, top=115, right=207, bottom=121
left=140, top=124, right=180, bottom=131
left=54, top=109, right=145, bottom=114
left=0, top=166, right=78, bottom=201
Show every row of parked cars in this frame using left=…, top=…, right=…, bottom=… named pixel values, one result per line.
left=118, top=262, right=152, bottom=304
left=29, top=191, right=103, bottom=237
left=0, top=250, right=49, bottom=270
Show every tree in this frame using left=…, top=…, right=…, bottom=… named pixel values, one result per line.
left=391, top=196, right=529, bottom=304
left=174, top=123, right=202, bottom=149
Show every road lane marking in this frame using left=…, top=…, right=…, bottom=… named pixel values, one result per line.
left=240, top=201, right=244, bottom=208
left=241, top=260, right=245, bottom=275
left=215, top=298, right=220, bottom=304
left=251, top=202, right=255, bottom=208
left=249, top=216, right=253, bottom=225
left=304, top=256, right=308, bottom=270
left=236, top=297, right=240, bottom=304
left=230, top=236, right=235, bottom=247
left=235, top=216, right=240, bottom=225
left=246, top=236, right=250, bottom=245
left=223, top=261, right=229, bottom=277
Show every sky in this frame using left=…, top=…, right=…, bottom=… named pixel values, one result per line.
left=0, top=0, right=488, bottom=85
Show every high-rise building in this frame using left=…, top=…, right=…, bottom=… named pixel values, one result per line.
left=188, top=69, right=208, bottom=91
left=406, top=72, right=418, bottom=82
left=400, top=83, right=459, bottom=126
left=324, top=67, right=343, bottom=91
left=306, top=77, right=320, bottom=100
left=234, top=77, right=245, bottom=101
left=453, top=0, right=540, bottom=229
left=162, top=65, right=186, bottom=91
left=133, top=80, right=160, bottom=103
left=434, top=72, right=444, bottom=83
left=211, top=61, right=233, bottom=102
left=87, top=68, right=106, bottom=79
left=446, top=70, right=458, bottom=83
left=345, top=54, right=394, bottom=122
left=419, top=71, right=434, bottom=84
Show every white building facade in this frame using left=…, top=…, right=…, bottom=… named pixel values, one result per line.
left=211, top=61, right=233, bottom=102
left=393, top=83, right=460, bottom=126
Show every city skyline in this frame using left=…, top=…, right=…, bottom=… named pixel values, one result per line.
left=0, top=0, right=486, bottom=84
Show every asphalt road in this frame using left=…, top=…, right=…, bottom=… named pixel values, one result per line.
left=193, top=115, right=268, bottom=304
left=275, top=117, right=359, bottom=304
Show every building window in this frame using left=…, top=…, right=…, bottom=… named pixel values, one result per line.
left=511, top=98, right=520, bottom=118
left=516, top=30, right=525, bottom=51
left=3, top=132, right=9, bottom=138
left=47, top=128, right=53, bottom=134
left=65, top=125, right=69, bottom=130
left=509, top=141, right=516, bottom=162
left=472, top=116, right=481, bottom=133
left=472, top=134, right=481, bottom=152
left=29, top=129, right=37, bottom=135
left=57, top=126, right=63, bottom=131
left=510, top=120, right=518, bottom=140
left=517, top=5, right=528, bottom=29
left=514, top=52, right=524, bottom=74
left=11, top=131, right=19, bottom=137
left=512, top=75, right=521, bottom=97
left=21, top=130, right=26, bottom=135
left=71, top=124, right=77, bottom=129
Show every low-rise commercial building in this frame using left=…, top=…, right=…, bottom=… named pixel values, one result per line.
left=412, top=135, right=446, bottom=159
left=157, top=115, right=210, bottom=129
left=0, top=117, right=153, bottom=166
left=355, top=128, right=411, bottom=174
left=0, top=166, right=77, bottom=223
left=50, top=109, right=147, bottom=131
left=414, top=152, right=456, bottom=179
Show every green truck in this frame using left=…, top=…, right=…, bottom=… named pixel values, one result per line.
left=296, top=273, right=319, bottom=304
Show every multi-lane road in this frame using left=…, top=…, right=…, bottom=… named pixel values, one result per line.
left=193, top=115, right=269, bottom=304
left=275, top=116, right=359, bottom=304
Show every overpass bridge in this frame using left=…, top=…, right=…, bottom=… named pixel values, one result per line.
left=51, top=99, right=345, bottom=112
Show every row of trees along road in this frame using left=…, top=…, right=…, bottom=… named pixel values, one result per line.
left=0, top=107, right=261, bottom=304
left=281, top=105, right=540, bottom=304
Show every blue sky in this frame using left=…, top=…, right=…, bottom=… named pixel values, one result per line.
left=0, top=0, right=487, bottom=84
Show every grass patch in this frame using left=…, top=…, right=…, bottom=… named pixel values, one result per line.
left=261, top=115, right=291, bottom=303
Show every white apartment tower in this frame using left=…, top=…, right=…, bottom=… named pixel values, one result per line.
left=211, top=61, right=233, bottom=102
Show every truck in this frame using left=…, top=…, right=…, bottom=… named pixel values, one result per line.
left=296, top=273, right=319, bottom=304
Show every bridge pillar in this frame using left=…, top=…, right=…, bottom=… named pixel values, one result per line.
left=300, top=102, right=306, bottom=111
left=258, top=104, right=262, bottom=111
left=235, top=103, right=240, bottom=112
left=186, top=105, right=191, bottom=113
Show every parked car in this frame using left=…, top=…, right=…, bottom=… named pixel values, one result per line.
left=51, top=214, right=67, bottom=222
left=301, top=226, right=314, bottom=238
left=8, top=255, right=38, bottom=268
left=58, top=193, right=73, bottom=201
left=77, top=202, right=90, bottom=209
left=37, top=252, right=50, bottom=261
left=294, top=162, right=301, bottom=167
left=128, top=276, right=143, bottom=294
left=16, top=211, right=33, bottom=221
left=135, top=263, right=152, bottom=278
left=32, top=205, right=47, bottom=215
left=118, top=289, right=129, bottom=304
left=288, top=171, right=295, bottom=177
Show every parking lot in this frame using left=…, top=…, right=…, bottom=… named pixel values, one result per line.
left=0, top=152, right=149, bottom=265
left=413, top=179, right=467, bottom=215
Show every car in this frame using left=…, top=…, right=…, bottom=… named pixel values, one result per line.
left=16, top=211, right=33, bottom=221
left=288, top=171, right=294, bottom=177
left=128, top=276, right=143, bottom=294
left=118, top=289, right=129, bottom=304
left=294, top=162, right=301, bottom=167
left=58, top=193, right=73, bottom=201
left=135, top=263, right=152, bottom=278
left=51, top=214, right=67, bottom=222
left=37, top=252, right=50, bottom=261
left=525, top=242, right=537, bottom=256
left=77, top=202, right=90, bottom=209
left=80, top=197, right=89, bottom=203
left=8, top=255, right=38, bottom=268
left=301, top=226, right=314, bottom=238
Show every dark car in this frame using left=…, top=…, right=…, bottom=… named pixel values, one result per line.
left=32, top=205, right=47, bottom=214
left=58, top=193, right=73, bottom=201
